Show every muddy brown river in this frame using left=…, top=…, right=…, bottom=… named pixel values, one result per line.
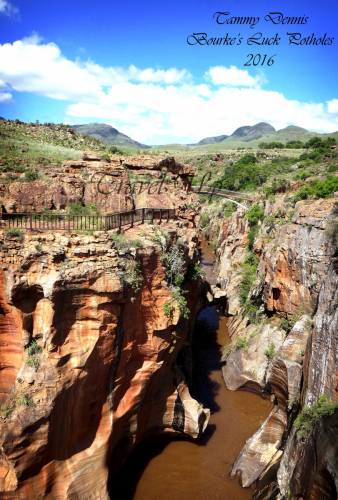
left=112, top=241, right=272, bottom=500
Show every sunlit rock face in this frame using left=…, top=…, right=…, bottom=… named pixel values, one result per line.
left=210, top=194, right=338, bottom=497
left=0, top=227, right=209, bottom=500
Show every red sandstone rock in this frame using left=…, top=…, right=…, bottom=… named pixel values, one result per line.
left=0, top=228, right=209, bottom=499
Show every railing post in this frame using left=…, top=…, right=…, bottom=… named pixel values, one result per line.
left=68, top=214, right=70, bottom=232
left=159, top=209, right=162, bottom=224
left=152, top=209, right=154, bottom=224
left=105, top=215, right=107, bottom=232
left=131, top=211, right=134, bottom=228
left=119, top=213, right=121, bottom=231
left=167, top=209, right=169, bottom=222
left=142, top=208, right=144, bottom=224
left=30, top=212, right=32, bottom=230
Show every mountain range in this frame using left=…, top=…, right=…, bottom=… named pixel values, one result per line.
left=72, top=123, right=150, bottom=149
left=71, top=121, right=337, bottom=151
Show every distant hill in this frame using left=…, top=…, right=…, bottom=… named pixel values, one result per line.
left=0, top=117, right=5, bottom=120
left=72, top=123, right=150, bottom=149
left=226, top=122, right=276, bottom=142
left=195, top=134, right=229, bottom=146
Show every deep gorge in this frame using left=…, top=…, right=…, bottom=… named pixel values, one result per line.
left=1, top=149, right=338, bottom=500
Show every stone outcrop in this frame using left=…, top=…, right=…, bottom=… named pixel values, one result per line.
left=0, top=152, right=198, bottom=218
left=0, top=224, right=209, bottom=499
left=208, top=192, right=338, bottom=497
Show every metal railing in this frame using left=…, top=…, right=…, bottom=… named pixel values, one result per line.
left=0, top=208, right=176, bottom=232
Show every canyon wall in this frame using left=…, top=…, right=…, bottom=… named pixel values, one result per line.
left=0, top=219, right=209, bottom=499
left=208, top=195, right=338, bottom=499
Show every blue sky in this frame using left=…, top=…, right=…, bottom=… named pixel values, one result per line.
left=0, top=0, right=337, bottom=144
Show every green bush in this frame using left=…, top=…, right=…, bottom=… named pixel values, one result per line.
left=35, top=244, right=42, bottom=252
left=3, top=408, right=13, bottom=418
left=246, top=204, right=264, bottom=226
left=26, top=340, right=42, bottom=356
left=130, top=239, right=143, bottom=248
left=5, top=227, right=24, bottom=243
left=25, top=170, right=39, bottom=182
left=109, top=145, right=124, bottom=155
left=200, top=214, right=210, bottom=228
left=223, top=201, right=237, bottom=218
left=164, top=302, right=172, bottom=318
left=186, top=262, right=206, bottom=280
left=239, top=253, right=259, bottom=305
left=235, top=337, right=248, bottom=351
left=247, top=225, right=259, bottom=251
left=17, top=394, right=34, bottom=406
left=265, top=341, right=276, bottom=361
left=121, top=261, right=143, bottom=292
left=112, top=233, right=128, bottom=251
left=292, top=176, right=338, bottom=205
left=223, top=344, right=232, bottom=358
left=294, top=394, right=338, bottom=438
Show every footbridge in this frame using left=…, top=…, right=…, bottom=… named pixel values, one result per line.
left=191, top=186, right=254, bottom=210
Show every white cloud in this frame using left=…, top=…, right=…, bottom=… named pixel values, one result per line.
left=0, top=92, right=12, bottom=103
left=0, top=35, right=337, bottom=143
left=205, top=65, right=267, bottom=88
left=0, top=0, right=19, bottom=19
left=65, top=84, right=338, bottom=142
left=327, top=99, right=338, bottom=115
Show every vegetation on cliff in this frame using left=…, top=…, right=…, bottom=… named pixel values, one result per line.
left=294, top=395, right=338, bottom=438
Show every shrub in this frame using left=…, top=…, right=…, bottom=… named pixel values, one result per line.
left=246, top=204, right=264, bottom=226
left=25, top=170, right=39, bottom=182
left=186, top=262, right=206, bottom=280
left=200, top=214, right=210, bottom=228
left=235, top=337, right=248, bottom=351
left=247, top=225, right=259, bottom=251
left=35, top=244, right=42, bottom=252
left=130, top=239, right=143, bottom=248
left=223, top=344, right=232, bottom=358
left=239, top=253, right=259, bottom=305
left=112, top=233, right=128, bottom=251
left=265, top=341, right=276, bottom=361
left=3, top=408, right=13, bottom=418
left=5, top=227, right=24, bottom=243
left=26, top=355, right=39, bottom=368
left=164, top=302, right=172, bottom=318
left=26, top=340, right=42, bottom=356
left=294, top=394, right=338, bottom=438
left=17, top=394, right=34, bottom=406
left=223, top=203, right=236, bottom=218
left=121, top=261, right=143, bottom=292
left=109, top=145, right=124, bottom=155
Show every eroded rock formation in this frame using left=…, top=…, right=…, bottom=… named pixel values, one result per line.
left=207, top=193, right=338, bottom=499
left=0, top=210, right=209, bottom=498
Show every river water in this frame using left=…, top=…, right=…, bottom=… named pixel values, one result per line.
left=112, top=241, right=272, bottom=500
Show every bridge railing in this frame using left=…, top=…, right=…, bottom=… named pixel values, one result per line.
left=0, top=208, right=176, bottom=232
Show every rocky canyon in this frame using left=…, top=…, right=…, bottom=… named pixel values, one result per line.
left=1, top=140, right=338, bottom=500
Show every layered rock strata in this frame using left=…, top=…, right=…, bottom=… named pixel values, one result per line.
left=208, top=195, right=338, bottom=498
left=0, top=152, right=197, bottom=216
left=0, top=225, right=209, bottom=499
